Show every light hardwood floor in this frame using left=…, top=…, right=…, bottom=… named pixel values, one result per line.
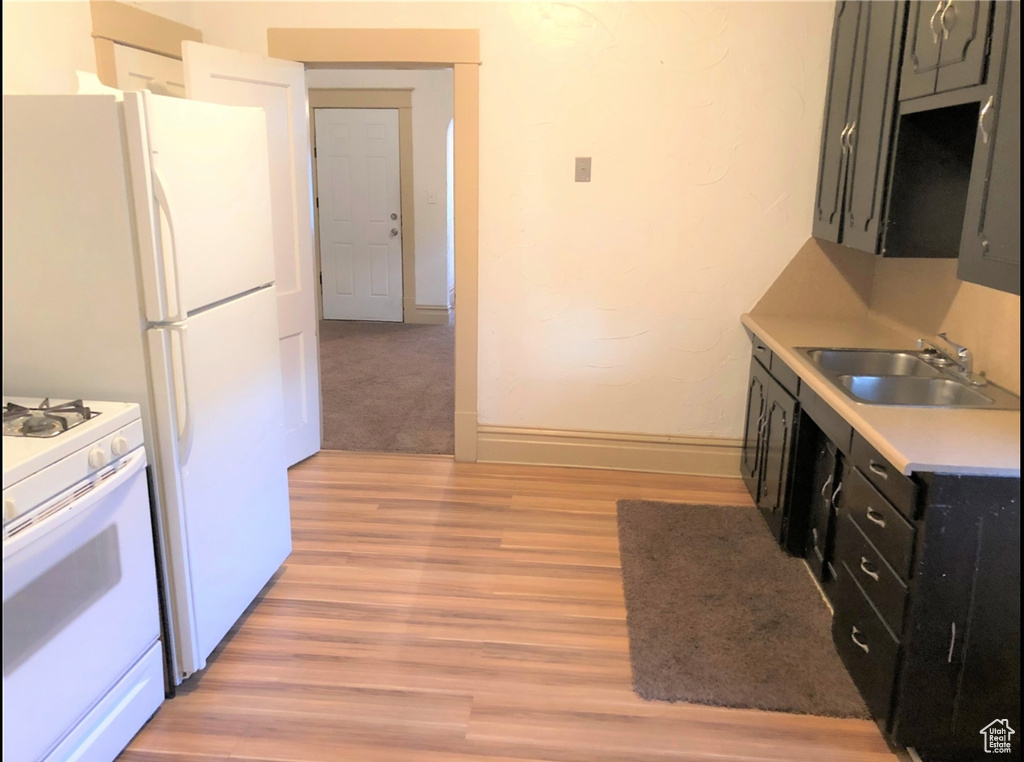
left=120, top=451, right=897, bottom=762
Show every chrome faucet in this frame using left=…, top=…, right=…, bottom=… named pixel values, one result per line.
left=917, top=333, right=985, bottom=385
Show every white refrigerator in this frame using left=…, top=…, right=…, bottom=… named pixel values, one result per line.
left=2, top=92, right=292, bottom=683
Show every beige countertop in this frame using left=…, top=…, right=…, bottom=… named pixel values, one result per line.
left=741, top=313, right=1021, bottom=478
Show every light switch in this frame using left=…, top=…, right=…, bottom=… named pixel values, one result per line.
left=575, top=157, right=592, bottom=183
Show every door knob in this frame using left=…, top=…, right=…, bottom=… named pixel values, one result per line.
left=390, top=228, right=399, bottom=237
left=391, top=213, right=398, bottom=220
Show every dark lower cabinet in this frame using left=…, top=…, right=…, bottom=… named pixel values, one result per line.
left=957, top=1, right=1020, bottom=295
left=829, top=453, right=1021, bottom=761
left=757, top=372, right=802, bottom=551
left=741, top=359, right=769, bottom=502
left=740, top=339, right=1020, bottom=760
left=741, top=337, right=803, bottom=554
left=804, top=437, right=843, bottom=591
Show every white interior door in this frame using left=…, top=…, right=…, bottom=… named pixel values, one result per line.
left=315, top=108, right=404, bottom=322
left=182, top=41, right=320, bottom=467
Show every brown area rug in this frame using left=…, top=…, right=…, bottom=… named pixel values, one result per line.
left=616, top=500, right=869, bottom=718
left=319, top=320, right=454, bottom=454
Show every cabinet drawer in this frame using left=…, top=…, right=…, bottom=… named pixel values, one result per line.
left=799, top=384, right=854, bottom=455
left=850, top=433, right=918, bottom=519
left=750, top=335, right=772, bottom=369
left=832, top=561, right=901, bottom=722
left=834, top=513, right=909, bottom=637
left=846, top=467, right=916, bottom=582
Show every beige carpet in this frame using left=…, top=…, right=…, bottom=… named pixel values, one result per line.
left=616, top=499, right=870, bottom=718
left=319, top=319, right=454, bottom=454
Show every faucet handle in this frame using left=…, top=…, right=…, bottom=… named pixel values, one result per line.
left=936, top=332, right=968, bottom=356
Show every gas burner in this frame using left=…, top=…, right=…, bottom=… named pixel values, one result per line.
left=2, top=398, right=100, bottom=438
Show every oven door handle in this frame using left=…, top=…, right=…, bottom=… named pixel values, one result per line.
left=2, top=449, right=147, bottom=560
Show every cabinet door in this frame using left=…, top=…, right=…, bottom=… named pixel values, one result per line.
left=842, top=1, right=904, bottom=253
left=958, top=2, right=1020, bottom=295
left=807, top=439, right=840, bottom=583
left=901, top=1, right=944, bottom=99
left=758, top=376, right=799, bottom=545
left=935, top=0, right=993, bottom=94
left=812, top=1, right=861, bottom=242
left=741, top=359, right=769, bottom=503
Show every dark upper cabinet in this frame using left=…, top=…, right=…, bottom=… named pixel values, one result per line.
left=958, top=1, right=1020, bottom=295
left=900, top=1, right=993, bottom=100
left=813, top=2, right=904, bottom=254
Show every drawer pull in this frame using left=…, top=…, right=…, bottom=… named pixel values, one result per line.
left=821, top=474, right=834, bottom=503
left=859, top=556, right=880, bottom=582
left=868, top=460, right=889, bottom=479
left=812, top=527, right=819, bottom=544
left=865, top=507, right=887, bottom=528
left=948, top=622, right=957, bottom=663
left=831, top=482, right=843, bottom=509
left=851, top=626, right=870, bottom=654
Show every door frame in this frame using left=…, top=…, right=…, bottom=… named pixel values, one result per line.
left=269, top=28, right=480, bottom=462
left=308, top=90, right=416, bottom=323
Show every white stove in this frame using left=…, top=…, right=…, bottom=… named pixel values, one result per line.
left=3, top=398, right=145, bottom=531
left=2, top=396, right=164, bottom=762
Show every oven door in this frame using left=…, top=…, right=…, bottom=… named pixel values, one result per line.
left=2, top=448, right=161, bottom=762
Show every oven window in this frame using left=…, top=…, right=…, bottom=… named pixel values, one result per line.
left=3, top=526, right=122, bottom=676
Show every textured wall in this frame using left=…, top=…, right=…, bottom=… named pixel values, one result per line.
left=188, top=1, right=835, bottom=438
left=305, top=68, right=454, bottom=308
left=3, top=1, right=836, bottom=439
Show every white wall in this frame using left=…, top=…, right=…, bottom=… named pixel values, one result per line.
left=3, top=1, right=835, bottom=441
left=305, top=67, right=453, bottom=309
left=2, top=1, right=96, bottom=94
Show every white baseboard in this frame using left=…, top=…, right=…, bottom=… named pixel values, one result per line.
left=405, top=303, right=452, bottom=325
left=476, top=425, right=742, bottom=477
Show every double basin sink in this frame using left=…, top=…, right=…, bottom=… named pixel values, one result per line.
left=799, top=348, right=1020, bottom=410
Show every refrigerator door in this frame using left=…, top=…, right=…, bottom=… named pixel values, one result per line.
left=146, top=286, right=291, bottom=677
left=129, top=91, right=276, bottom=321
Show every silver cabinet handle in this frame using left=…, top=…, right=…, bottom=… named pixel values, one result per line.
left=821, top=474, right=834, bottom=502
left=940, top=0, right=956, bottom=39
left=851, top=626, right=870, bottom=654
left=859, top=556, right=880, bottom=581
left=930, top=0, right=944, bottom=44
left=845, top=121, right=856, bottom=153
left=831, top=481, right=843, bottom=509
left=868, top=460, right=889, bottom=479
left=865, top=506, right=887, bottom=528
left=839, top=122, right=851, bottom=153
left=390, top=228, right=399, bottom=237
left=391, top=212, right=398, bottom=220
left=979, top=95, right=995, bottom=144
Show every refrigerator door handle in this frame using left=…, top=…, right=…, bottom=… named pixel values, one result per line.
left=169, top=324, right=195, bottom=465
left=152, top=167, right=187, bottom=322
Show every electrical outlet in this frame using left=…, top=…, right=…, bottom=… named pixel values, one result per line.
left=575, top=157, right=592, bottom=183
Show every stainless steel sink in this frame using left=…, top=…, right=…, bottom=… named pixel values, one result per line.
left=839, top=375, right=997, bottom=407
left=798, top=347, right=1021, bottom=410
left=805, top=349, right=942, bottom=377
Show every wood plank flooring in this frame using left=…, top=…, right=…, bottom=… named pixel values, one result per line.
left=120, top=451, right=897, bottom=762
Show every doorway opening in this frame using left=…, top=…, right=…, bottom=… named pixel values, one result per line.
left=308, top=71, right=455, bottom=455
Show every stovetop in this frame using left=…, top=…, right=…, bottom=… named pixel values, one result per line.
left=2, top=397, right=142, bottom=490
left=3, top=398, right=101, bottom=439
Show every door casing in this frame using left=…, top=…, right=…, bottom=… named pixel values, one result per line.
left=269, top=28, right=480, bottom=462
